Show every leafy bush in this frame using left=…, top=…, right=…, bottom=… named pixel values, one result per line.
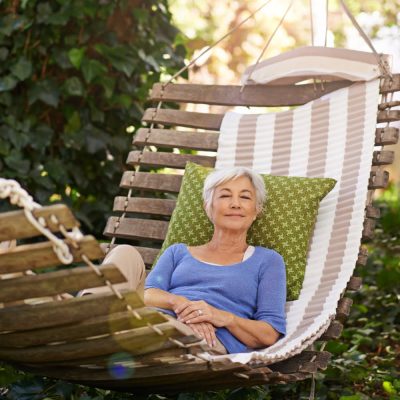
left=0, top=0, right=186, bottom=236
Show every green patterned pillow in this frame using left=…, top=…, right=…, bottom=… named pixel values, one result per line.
left=157, top=162, right=336, bottom=300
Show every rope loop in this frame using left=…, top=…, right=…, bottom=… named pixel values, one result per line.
left=0, top=178, right=74, bottom=264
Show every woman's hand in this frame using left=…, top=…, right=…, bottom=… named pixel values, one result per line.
left=174, top=299, right=233, bottom=328
left=186, top=321, right=218, bottom=347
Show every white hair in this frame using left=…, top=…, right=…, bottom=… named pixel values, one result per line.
left=202, top=167, right=267, bottom=218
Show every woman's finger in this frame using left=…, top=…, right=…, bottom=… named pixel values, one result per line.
left=174, top=301, right=197, bottom=315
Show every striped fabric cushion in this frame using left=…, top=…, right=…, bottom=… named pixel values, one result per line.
left=213, top=79, right=380, bottom=362
left=241, top=46, right=384, bottom=85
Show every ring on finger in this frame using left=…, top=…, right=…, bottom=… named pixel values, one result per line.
left=197, top=309, right=203, bottom=316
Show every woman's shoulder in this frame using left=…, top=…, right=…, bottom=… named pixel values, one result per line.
left=254, top=246, right=285, bottom=265
left=164, top=243, right=188, bottom=256
left=255, top=246, right=282, bottom=257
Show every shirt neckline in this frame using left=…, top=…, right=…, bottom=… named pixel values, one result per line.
left=184, top=244, right=258, bottom=267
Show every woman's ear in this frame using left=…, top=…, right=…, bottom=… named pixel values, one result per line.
left=204, top=202, right=212, bottom=222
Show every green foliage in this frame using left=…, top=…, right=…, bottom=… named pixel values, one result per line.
left=0, top=0, right=186, bottom=236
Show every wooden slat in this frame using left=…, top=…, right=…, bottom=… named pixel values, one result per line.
left=113, top=196, right=176, bottom=216
left=365, top=205, right=380, bottom=219
left=377, top=110, right=400, bottom=123
left=18, top=359, right=244, bottom=385
left=120, top=171, right=182, bottom=193
left=136, top=246, right=160, bottom=265
left=369, top=170, right=389, bottom=189
left=1, top=309, right=168, bottom=347
left=0, top=291, right=143, bottom=332
left=372, top=150, right=395, bottom=166
left=142, top=108, right=223, bottom=130
left=379, top=100, right=400, bottom=110
left=133, top=128, right=219, bottom=151
left=0, top=236, right=104, bottom=274
left=269, top=351, right=331, bottom=374
left=127, top=150, right=216, bottom=169
left=320, top=320, right=343, bottom=340
left=0, top=264, right=125, bottom=303
left=356, top=247, right=368, bottom=266
left=144, top=106, right=399, bottom=132
left=346, top=276, right=362, bottom=291
left=375, top=127, right=399, bottom=145
left=150, top=75, right=400, bottom=106
left=49, top=343, right=203, bottom=368
left=0, top=204, right=78, bottom=242
left=135, top=124, right=398, bottom=151
left=362, top=218, right=376, bottom=241
left=0, top=323, right=184, bottom=363
left=150, top=82, right=353, bottom=107
left=336, top=297, right=353, bottom=321
left=380, top=74, right=400, bottom=93
left=99, top=244, right=160, bottom=266
left=103, top=217, right=168, bottom=241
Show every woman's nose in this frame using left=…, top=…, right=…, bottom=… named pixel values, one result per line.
left=230, top=196, right=241, bottom=208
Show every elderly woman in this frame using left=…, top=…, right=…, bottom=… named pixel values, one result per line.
left=83, top=167, right=286, bottom=354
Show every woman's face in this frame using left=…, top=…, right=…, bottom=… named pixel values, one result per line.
left=209, top=176, right=258, bottom=233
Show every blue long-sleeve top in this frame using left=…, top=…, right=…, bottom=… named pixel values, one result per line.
left=145, top=243, right=286, bottom=354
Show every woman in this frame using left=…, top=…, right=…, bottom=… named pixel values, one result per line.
left=84, top=167, right=286, bottom=354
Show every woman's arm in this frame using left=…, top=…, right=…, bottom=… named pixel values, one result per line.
left=174, top=300, right=280, bottom=348
left=144, top=287, right=187, bottom=310
left=144, top=288, right=219, bottom=347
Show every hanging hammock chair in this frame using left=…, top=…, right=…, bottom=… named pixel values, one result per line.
left=0, top=0, right=399, bottom=395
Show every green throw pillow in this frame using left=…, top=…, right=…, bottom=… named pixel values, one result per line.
left=157, top=162, right=336, bottom=301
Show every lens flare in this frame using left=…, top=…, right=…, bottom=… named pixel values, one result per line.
left=107, top=352, right=134, bottom=379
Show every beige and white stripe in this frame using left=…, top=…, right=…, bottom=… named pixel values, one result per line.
left=241, top=46, right=385, bottom=85
left=213, top=79, right=380, bottom=364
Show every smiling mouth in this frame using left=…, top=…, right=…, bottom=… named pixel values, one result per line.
left=225, top=214, right=244, bottom=217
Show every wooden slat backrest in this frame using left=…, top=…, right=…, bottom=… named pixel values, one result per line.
left=0, top=291, right=143, bottom=331
left=0, top=235, right=103, bottom=274
left=106, top=77, right=400, bottom=266
left=0, top=264, right=125, bottom=303
left=1, top=308, right=166, bottom=347
left=0, top=322, right=189, bottom=363
left=0, top=204, right=78, bottom=242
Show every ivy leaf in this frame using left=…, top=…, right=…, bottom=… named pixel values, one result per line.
left=83, top=125, right=109, bottom=154
left=64, top=111, right=81, bottom=134
left=0, top=136, right=11, bottom=156
left=0, top=92, right=12, bottom=106
left=94, top=44, right=136, bottom=77
left=4, top=149, right=30, bottom=174
left=0, top=15, right=28, bottom=36
left=112, top=94, right=132, bottom=108
left=68, top=47, right=85, bottom=69
left=45, top=159, right=68, bottom=185
left=31, top=125, right=54, bottom=150
left=28, top=79, right=60, bottom=107
left=81, top=58, right=107, bottom=84
left=0, top=75, right=18, bottom=92
left=138, top=49, right=160, bottom=72
left=0, top=47, right=9, bottom=61
left=36, top=3, right=53, bottom=24
left=63, top=76, right=84, bottom=96
left=99, top=76, right=115, bottom=99
left=52, top=49, right=73, bottom=69
left=10, top=56, right=33, bottom=81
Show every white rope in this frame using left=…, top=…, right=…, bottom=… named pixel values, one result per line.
left=0, top=178, right=73, bottom=264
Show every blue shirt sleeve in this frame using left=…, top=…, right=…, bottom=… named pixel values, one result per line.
left=145, top=245, right=176, bottom=291
left=253, top=251, right=287, bottom=336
